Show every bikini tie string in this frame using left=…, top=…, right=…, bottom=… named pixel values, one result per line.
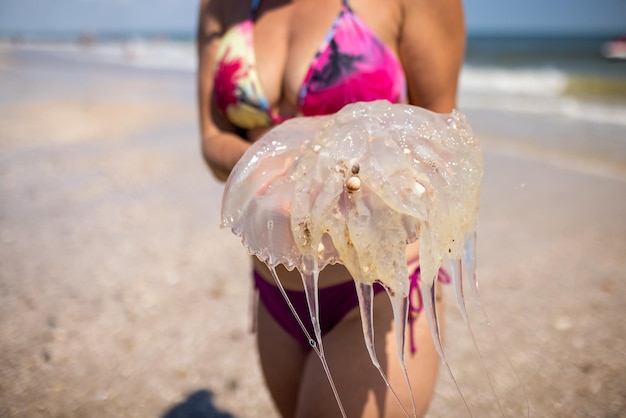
left=407, top=266, right=451, bottom=354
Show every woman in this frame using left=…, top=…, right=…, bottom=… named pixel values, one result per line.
left=197, top=0, right=465, bottom=416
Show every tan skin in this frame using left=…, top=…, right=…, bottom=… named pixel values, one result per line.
left=197, top=0, right=465, bottom=416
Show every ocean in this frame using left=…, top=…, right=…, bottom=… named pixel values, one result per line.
left=2, top=33, right=624, bottom=124
left=461, top=35, right=626, bottom=126
left=1, top=32, right=625, bottom=178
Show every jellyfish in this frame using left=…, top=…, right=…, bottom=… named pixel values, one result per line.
left=221, top=100, right=483, bottom=417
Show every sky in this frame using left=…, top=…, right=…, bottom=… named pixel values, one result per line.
left=0, top=0, right=624, bottom=36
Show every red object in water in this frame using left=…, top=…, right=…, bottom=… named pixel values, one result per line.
left=602, top=35, right=626, bottom=60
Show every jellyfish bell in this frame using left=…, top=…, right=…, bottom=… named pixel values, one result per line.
left=221, top=100, right=484, bottom=417
left=222, top=100, right=482, bottom=294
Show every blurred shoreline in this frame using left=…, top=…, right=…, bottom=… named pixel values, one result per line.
left=2, top=39, right=624, bottom=181
left=2, top=33, right=625, bottom=123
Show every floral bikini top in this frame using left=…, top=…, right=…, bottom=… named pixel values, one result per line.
left=212, top=0, right=407, bottom=129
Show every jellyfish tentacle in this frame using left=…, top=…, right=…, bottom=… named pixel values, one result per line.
left=456, top=246, right=506, bottom=417
left=300, top=256, right=324, bottom=356
left=355, top=282, right=379, bottom=367
left=463, top=233, right=483, bottom=310
left=422, top=278, right=473, bottom=417
left=449, top=257, right=468, bottom=323
left=268, top=267, right=317, bottom=352
left=463, top=233, right=530, bottom=417
left=355, top=282, right=413, bottom=418
left=269, top=267, right=348, bottom=418
left=386, top=287, right=418, bottom=418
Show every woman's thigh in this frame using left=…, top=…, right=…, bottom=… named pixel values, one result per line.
left=256, top=301, right=309, bottom=418
left=294, top=290, right=443, bottom=418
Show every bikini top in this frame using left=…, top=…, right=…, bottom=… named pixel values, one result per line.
left=212, top=0, right=407, bottom=129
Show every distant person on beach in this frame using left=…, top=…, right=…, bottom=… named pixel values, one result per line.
left=196, top=0, right=465, bottom=417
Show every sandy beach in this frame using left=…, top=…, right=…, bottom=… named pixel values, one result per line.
left=1, top=46, right=625, bottom=418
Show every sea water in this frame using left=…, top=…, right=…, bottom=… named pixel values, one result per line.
left=6, top=31, right=620, bottom=180
left=3, top=33, right=623, bottom=124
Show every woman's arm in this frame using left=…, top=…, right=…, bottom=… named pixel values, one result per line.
left=197, top=0, right=251, bottom=182
left=399, top=0, right=466, bottom=113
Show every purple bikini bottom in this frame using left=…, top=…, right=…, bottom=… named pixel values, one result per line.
left=253, top=267, right=450, bottom=353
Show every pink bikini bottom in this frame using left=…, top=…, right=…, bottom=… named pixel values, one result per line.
left=253, top=267, right=450, bottom=353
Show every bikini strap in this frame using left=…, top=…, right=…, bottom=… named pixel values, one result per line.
left=341, top=0, right=353, bottom=11
left=250, top=0, right=262, bottom=19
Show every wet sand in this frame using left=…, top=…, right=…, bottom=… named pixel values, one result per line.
left=1, top=48, right=625, bottom=418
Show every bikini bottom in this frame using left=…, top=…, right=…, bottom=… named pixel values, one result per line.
left=253, top=267, right=450, bottom=353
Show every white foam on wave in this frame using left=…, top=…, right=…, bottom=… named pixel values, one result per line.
left=460, top=65, right=568, bottom=97
left=5, top=41, right=625, bottom=126
left=100, top=40, right=197, bottom=71
left=3, top=39, right=198, bottom=71
left=459, top=65, right=626, bottom=126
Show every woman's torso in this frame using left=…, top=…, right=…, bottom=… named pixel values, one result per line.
left=213, top=0, right=420, bottom=288
left=213, top=0, right=406, bottom=140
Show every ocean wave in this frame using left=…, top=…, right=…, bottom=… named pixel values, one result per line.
left=459, top=93, right=626, bottom=126
left=4, top=40, right=625, bottom=126
left=459, top=65, right=626, bottom=126
left=460, top=66, right=567, bottom=97
left=95, top=40, right=197, bottom=71
left=1, top=39, right=198, bottom=71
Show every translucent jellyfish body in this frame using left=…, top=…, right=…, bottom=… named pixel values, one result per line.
left=221, top=100, right=483, bottom=417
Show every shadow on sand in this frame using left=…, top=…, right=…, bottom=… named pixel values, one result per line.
left=161, top=390, right=236, bottom=418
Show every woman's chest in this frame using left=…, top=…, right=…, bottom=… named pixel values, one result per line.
left=249, top=0, right=402, bottom=112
